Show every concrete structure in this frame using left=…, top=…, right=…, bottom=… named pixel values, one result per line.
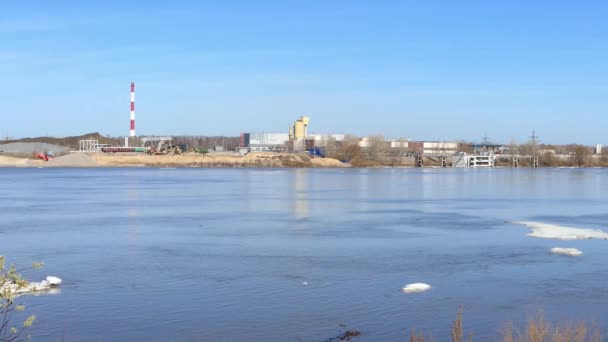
left=472, top=143, right=507, bottom=154
left=141, top=136, right=173, bottom=151
left=453, top=152, right=496, bottom=168
left=596, top=144, right=603, bottom=155
left=79, top=140, right=101, bottom=152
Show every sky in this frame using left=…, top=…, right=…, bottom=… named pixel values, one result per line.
left=1, top=1, right=607, bottom=144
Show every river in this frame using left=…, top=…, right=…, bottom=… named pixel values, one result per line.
left=1, top=167, right=607, bottom=341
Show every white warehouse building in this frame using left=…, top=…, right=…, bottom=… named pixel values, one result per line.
left=247, top=132, right=289, bottom=151
left=423, top=142, right=459, bottom=155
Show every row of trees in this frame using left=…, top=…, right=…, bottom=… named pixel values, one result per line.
left=319, top=135, right=607, bottom=167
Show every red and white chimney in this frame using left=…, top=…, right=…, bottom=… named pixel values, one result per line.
left=130, top=82, right=135, bottom=137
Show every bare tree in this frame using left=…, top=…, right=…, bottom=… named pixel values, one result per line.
left=323, top=135, right=337, bottom=158
left=396, top=138, right=408, bottom=164
left=508, top=138, right=518, bottom=155
left=337, top=135, right=361, bottom=162
left=367, top=134, right=387, bottom=162
left=573, top=145, right=591, bottom=167
left=539, top=151, right=556, bottom=167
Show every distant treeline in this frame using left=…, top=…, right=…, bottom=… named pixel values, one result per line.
left=319, top=135, right=608, bottom=167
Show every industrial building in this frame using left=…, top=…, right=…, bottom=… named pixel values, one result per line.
left=388, top=139, right=409, bottom=149
left=308, top=134, right=346, bottom=147
left=241, top=132, right=290, bottom=152
left=242, top=116, right=346, bottom=153
left=421, top=142, right=459, bottom=155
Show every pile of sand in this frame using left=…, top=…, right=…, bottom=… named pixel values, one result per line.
left=92, top=152, right=349, bottom=168
left=46, top=153, right=99, bottom=167
left=0, top=156, right=42, bottom=167
left=311, top=157, right=349, bottom=168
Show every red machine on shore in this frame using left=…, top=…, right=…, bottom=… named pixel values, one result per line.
left=35, top=153, right=52, bottom=161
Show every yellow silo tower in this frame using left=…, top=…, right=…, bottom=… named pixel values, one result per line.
left=293, top=116, right=310, bottom=140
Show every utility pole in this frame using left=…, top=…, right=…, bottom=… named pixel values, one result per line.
left=530, top=130, right=539, bottom=145
left=529, top=130, right=540, bottom=156
left=482, top=133, right=490, bottom=146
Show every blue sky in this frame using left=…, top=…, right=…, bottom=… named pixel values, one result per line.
left=1, top=1, right=607, bottom=144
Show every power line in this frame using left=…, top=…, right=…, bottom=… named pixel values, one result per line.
left=530, top=130, right=539, bottom=144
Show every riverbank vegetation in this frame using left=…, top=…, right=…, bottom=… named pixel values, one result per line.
left=323, top=137, right=608, bottom=168
left=407, top=307, right=602, bottom=342
left=0, top=257, right=41, bottom=342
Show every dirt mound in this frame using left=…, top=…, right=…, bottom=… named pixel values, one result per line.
left=3, top=132, right=117, bottom=150
left=47, top=153, right=99, bottom=167
left=0, top=142, right=69, bottom=155
left=311, top=157, right=349, bottom=168
left=88, top=152, right=351, bottom=168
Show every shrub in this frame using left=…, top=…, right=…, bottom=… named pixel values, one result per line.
left=0, top=256, right=42, bottom=342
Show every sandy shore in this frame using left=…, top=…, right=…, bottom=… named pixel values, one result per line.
left=0, top=155, right=44, bottom=167
left=0, top=152, right=350, bottom=168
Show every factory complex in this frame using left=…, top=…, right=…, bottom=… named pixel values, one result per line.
left=1, top=82, right=606, bottom=168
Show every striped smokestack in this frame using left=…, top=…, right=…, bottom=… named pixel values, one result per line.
left=130, top=82, right=135, bottom=137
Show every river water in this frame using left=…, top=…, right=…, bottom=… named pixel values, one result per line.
left=1, top=167, right=607, bottom=341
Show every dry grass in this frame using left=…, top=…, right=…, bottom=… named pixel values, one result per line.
left=451, top=306, right=463, bottom=342
left=506, top=311, right=602, bottom=342
left=408, top=309, right=602, bottom=342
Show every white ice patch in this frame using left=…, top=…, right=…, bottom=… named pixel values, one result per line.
left=514, top=221, right=608, bottom=240
left=1, top=276, right=62, bottom=295
left=550, top=248, right=583, bottom=256
left=402, top=283, right=431, bottom=293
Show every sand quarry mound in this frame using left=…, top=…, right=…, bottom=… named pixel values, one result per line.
left=0, top=142, right=69, bottom=155
left=1, top=151, right=348, bottom=168
left=93, top=152, right=349, bottom=168
left=46, top=153, right=99, bottom=167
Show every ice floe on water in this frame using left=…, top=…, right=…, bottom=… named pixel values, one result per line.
left=402, top=283, right=431, bottom=293
left=550, top=248, right=583, bottom=256
left=513, top=221, right=608, bottom=240
left=1, top=276, right=62, bottom=295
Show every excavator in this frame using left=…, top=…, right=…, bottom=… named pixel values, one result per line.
left=35, top=151, right=54, bottom=161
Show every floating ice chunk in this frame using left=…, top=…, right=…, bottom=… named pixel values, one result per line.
left=513, top=221, right=608, bottom=240
left=302, top=281, right=308, bottom=286
left=550, top=248, right=583, bottom=256
left=402, top=283, right=431, bottom=293
left=46, top=276, right=62, bottom=285
left=1, top=276, right=62, bottom=295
